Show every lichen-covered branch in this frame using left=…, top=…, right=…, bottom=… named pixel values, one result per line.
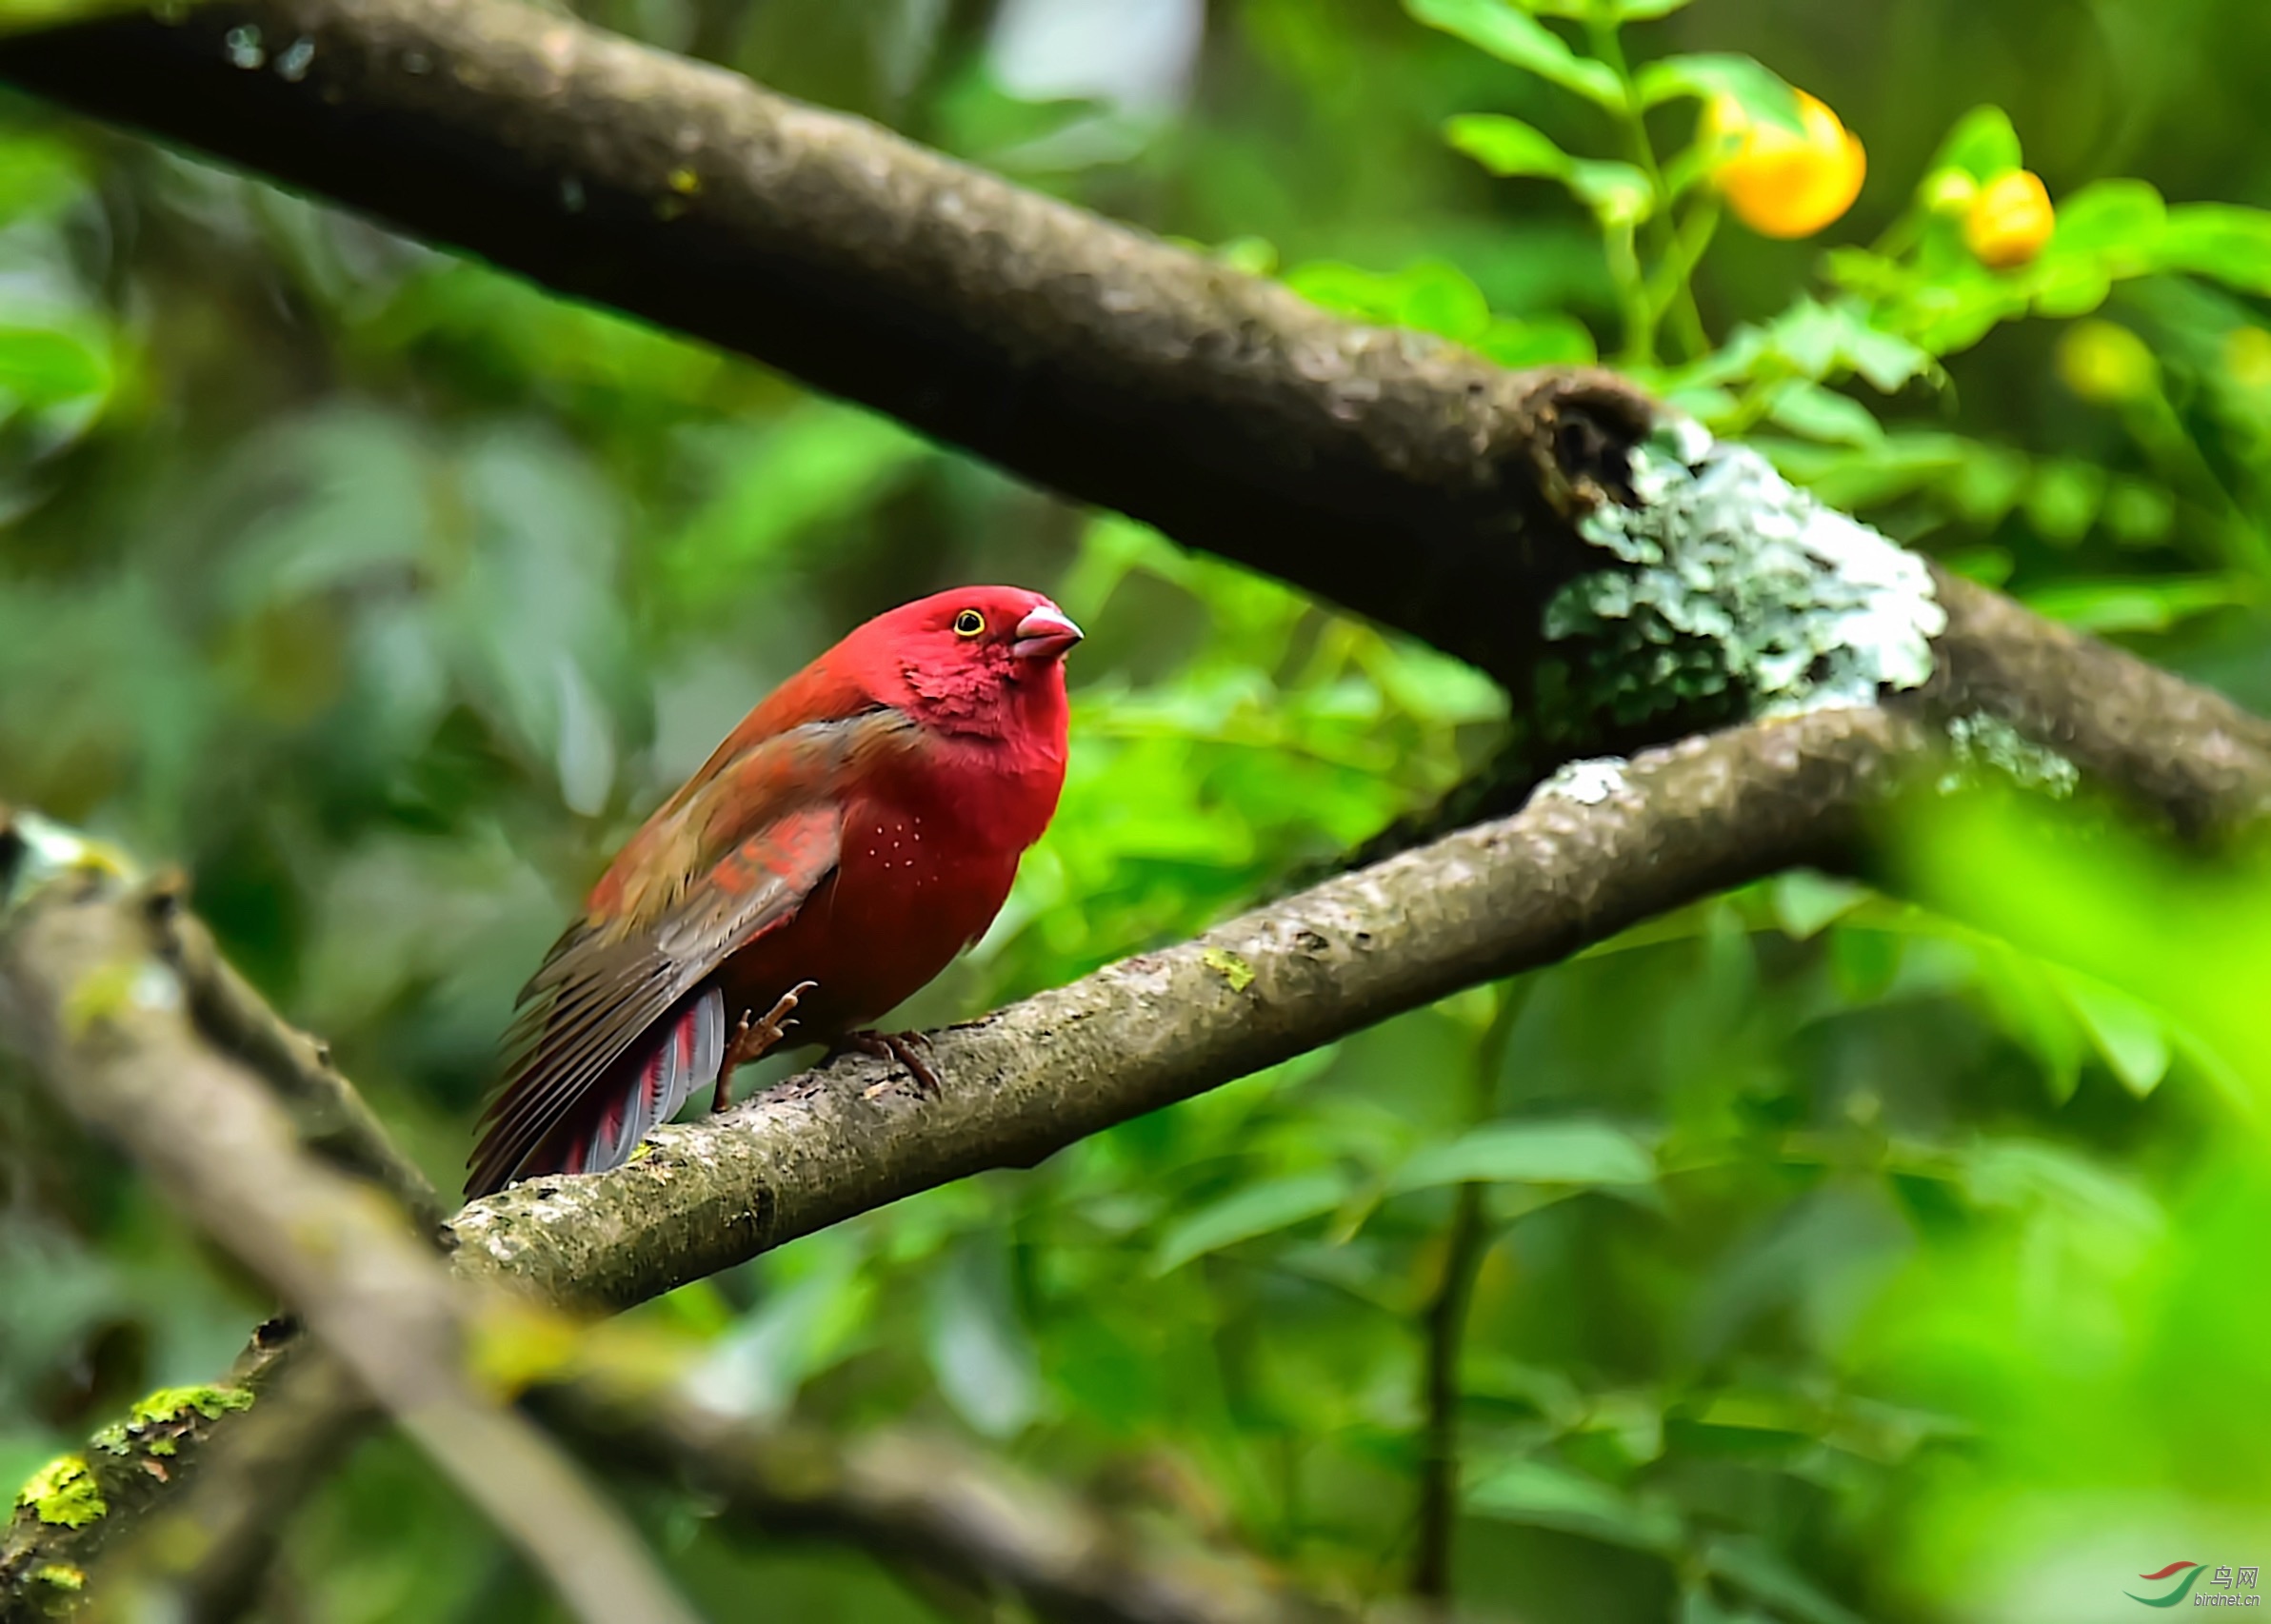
left=1926, top=569, right=2271, bottom=837
left=538, top=1376, right=1385, bottom=1624
left=6, top=0, right=2266, bottom=834
left=0, top=856, right=697, bottom=1624
left=0, top=0, right=1649, bottom=695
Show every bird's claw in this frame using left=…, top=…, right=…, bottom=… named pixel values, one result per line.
left=715, top=980, right=819, bottom=1112
left=841, top=1029, right=944, bottom=1098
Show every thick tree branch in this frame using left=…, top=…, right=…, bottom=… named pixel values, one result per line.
left=0, top=862, right=699, bottom=1624
left=9, top=0, right=2268, bottom=847
left=538, top=1376, right=1385, bottom=1624
left=1926, top=570, right=2271, bottom=837
left=0, top=0, right=1645, bottom=694
left=2, top=705, right=1925, bottom=1613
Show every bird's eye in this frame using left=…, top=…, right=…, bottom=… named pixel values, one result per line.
left=952, top=608, right=986, bottom=638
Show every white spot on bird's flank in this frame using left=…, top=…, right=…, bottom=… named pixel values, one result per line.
left=275, top=36, right=314, bottom=80
left=225, top=25, right=265, bottom=68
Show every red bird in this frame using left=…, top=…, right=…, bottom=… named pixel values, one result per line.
left=466, top=586, right=1081, bottom=1199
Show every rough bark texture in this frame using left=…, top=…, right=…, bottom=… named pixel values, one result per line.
left=0, top=0, right=1651, bottom=692
left=0, top=706, right=1917, bottom=1614
left=449, top=706, right=1910, bottom=1312
left=1928, top=570, right=2271, bottom=837
left=7, top=0, right=2270, bottom=837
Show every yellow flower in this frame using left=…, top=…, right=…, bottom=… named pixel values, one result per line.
left=1964, top=169, right=2055, bottom=269
left=1706, top=89, right=1867, bottom=240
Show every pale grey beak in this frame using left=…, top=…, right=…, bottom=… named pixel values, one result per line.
left=1011, top=604, right=1084, bottom=662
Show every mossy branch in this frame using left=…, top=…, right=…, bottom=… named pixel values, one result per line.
left=3, top=0, right=2268, bottom=828
left=2, top=704, right=1925, bottom=1617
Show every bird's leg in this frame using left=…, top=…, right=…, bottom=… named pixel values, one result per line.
left=716, top=980, right=818, bottom=1113
left=834, top=1029, right=944, bottom=1097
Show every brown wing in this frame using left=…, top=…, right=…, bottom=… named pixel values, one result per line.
left=465, top=710, right=917, bottom=1197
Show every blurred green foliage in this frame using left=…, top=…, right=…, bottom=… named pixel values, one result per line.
left=4, top=1, right=2271, bottom=1620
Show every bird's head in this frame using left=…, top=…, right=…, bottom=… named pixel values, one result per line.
left=847, top=585, right=1083, bottom=741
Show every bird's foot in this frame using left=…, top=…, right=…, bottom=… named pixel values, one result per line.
left=837, top=1029, right=943, bottom=1099
left=715, top=980, right=819, bottom=1113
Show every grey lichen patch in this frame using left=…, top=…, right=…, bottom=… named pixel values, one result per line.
left=1526, top=757, right=1629, bottom=808
left=1545, top=420, right=1945, bottom=728
left=1940, top=712, right=2079, bottom=798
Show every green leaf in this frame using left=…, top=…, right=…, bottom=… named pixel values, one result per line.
left=693, top=1237, right=874, bottom=1417
left=1283, top=259, right=1493, bottom=342
left=2101, top=480, right=2176, bottom=546
left=2050, top=967, right=2172, bottom=1096
left=0, top=325, right=111, bottom=408
left=1635, top=53, right=1802, bottom=131
left=1703, top=1536, right=1864, bottom=1624
left=1404, top=0, right=1624, bottom=107
left=1475, top=313, right=1599, bottom=367
left=1681, top=299, right=1938, bottom=393
left=1149, top=1170, right=1353, bottom=1274
left=1960, top=1139, right=2164, bottom=1236
left=1765, top=380, right=1883, bottom=446
left=1465, top=1457, right=1683, bottom=1553
left=1520, top=0, right=1694, bottom=17
left=1929, top=105, right=2023, bottom=181
left=1969, top=944, right=2085, bottom=1103
left=2047, top=178, right=2166, bottom=266
left=1443, top=113, right=1572, bottom=180
left=1442, top=115, right=1649, bottom=223
left=660, top=402, right=931, bottom=609
left=0, top=135, right=85, bottom=224
left=2021, top=458, right=2106, bottom=544
left=1393, top=1120, right=1654, bottom=1192
left=1770, top=871, right=1868, bottom=941
left=1568, top=159, right=1656, bottom=225
left=2019, top=575, right=2247, bottom=635
left=926, top=1238, right=1042, bottom=1438
left=2156, top=204, right=2271, bottom=295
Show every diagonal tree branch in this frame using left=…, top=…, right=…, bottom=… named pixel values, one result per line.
left=457, top=704, right=1913, bottom=1305
left=3, top=703, right=1927, bottom=1614
left=6, top=0, right=2270, bottom=835
left=536, top=1375, right=1390, bottom=1624
left=0, top=0, right=1641, bottom=695
left=0, top=854, right=700, bottom=1624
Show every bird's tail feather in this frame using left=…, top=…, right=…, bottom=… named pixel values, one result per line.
left=550, top=987, right=726, bottom=1180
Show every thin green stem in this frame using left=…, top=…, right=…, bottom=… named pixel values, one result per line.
left=2124, top=391, right=2271, bottom=575
left=1410, top=980, right=1530, bottom=1604
left=1586, top=11, right=1708, bottom=363
left=1605, top=221, right=1654, bottom=368
left=1647, top=194, right=1723, bottom=338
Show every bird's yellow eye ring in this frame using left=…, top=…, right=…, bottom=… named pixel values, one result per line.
left=952, top=608, right=986, bottom=638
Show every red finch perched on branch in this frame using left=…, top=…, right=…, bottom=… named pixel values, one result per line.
left=466, top=586, right=1081, bottom=1198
